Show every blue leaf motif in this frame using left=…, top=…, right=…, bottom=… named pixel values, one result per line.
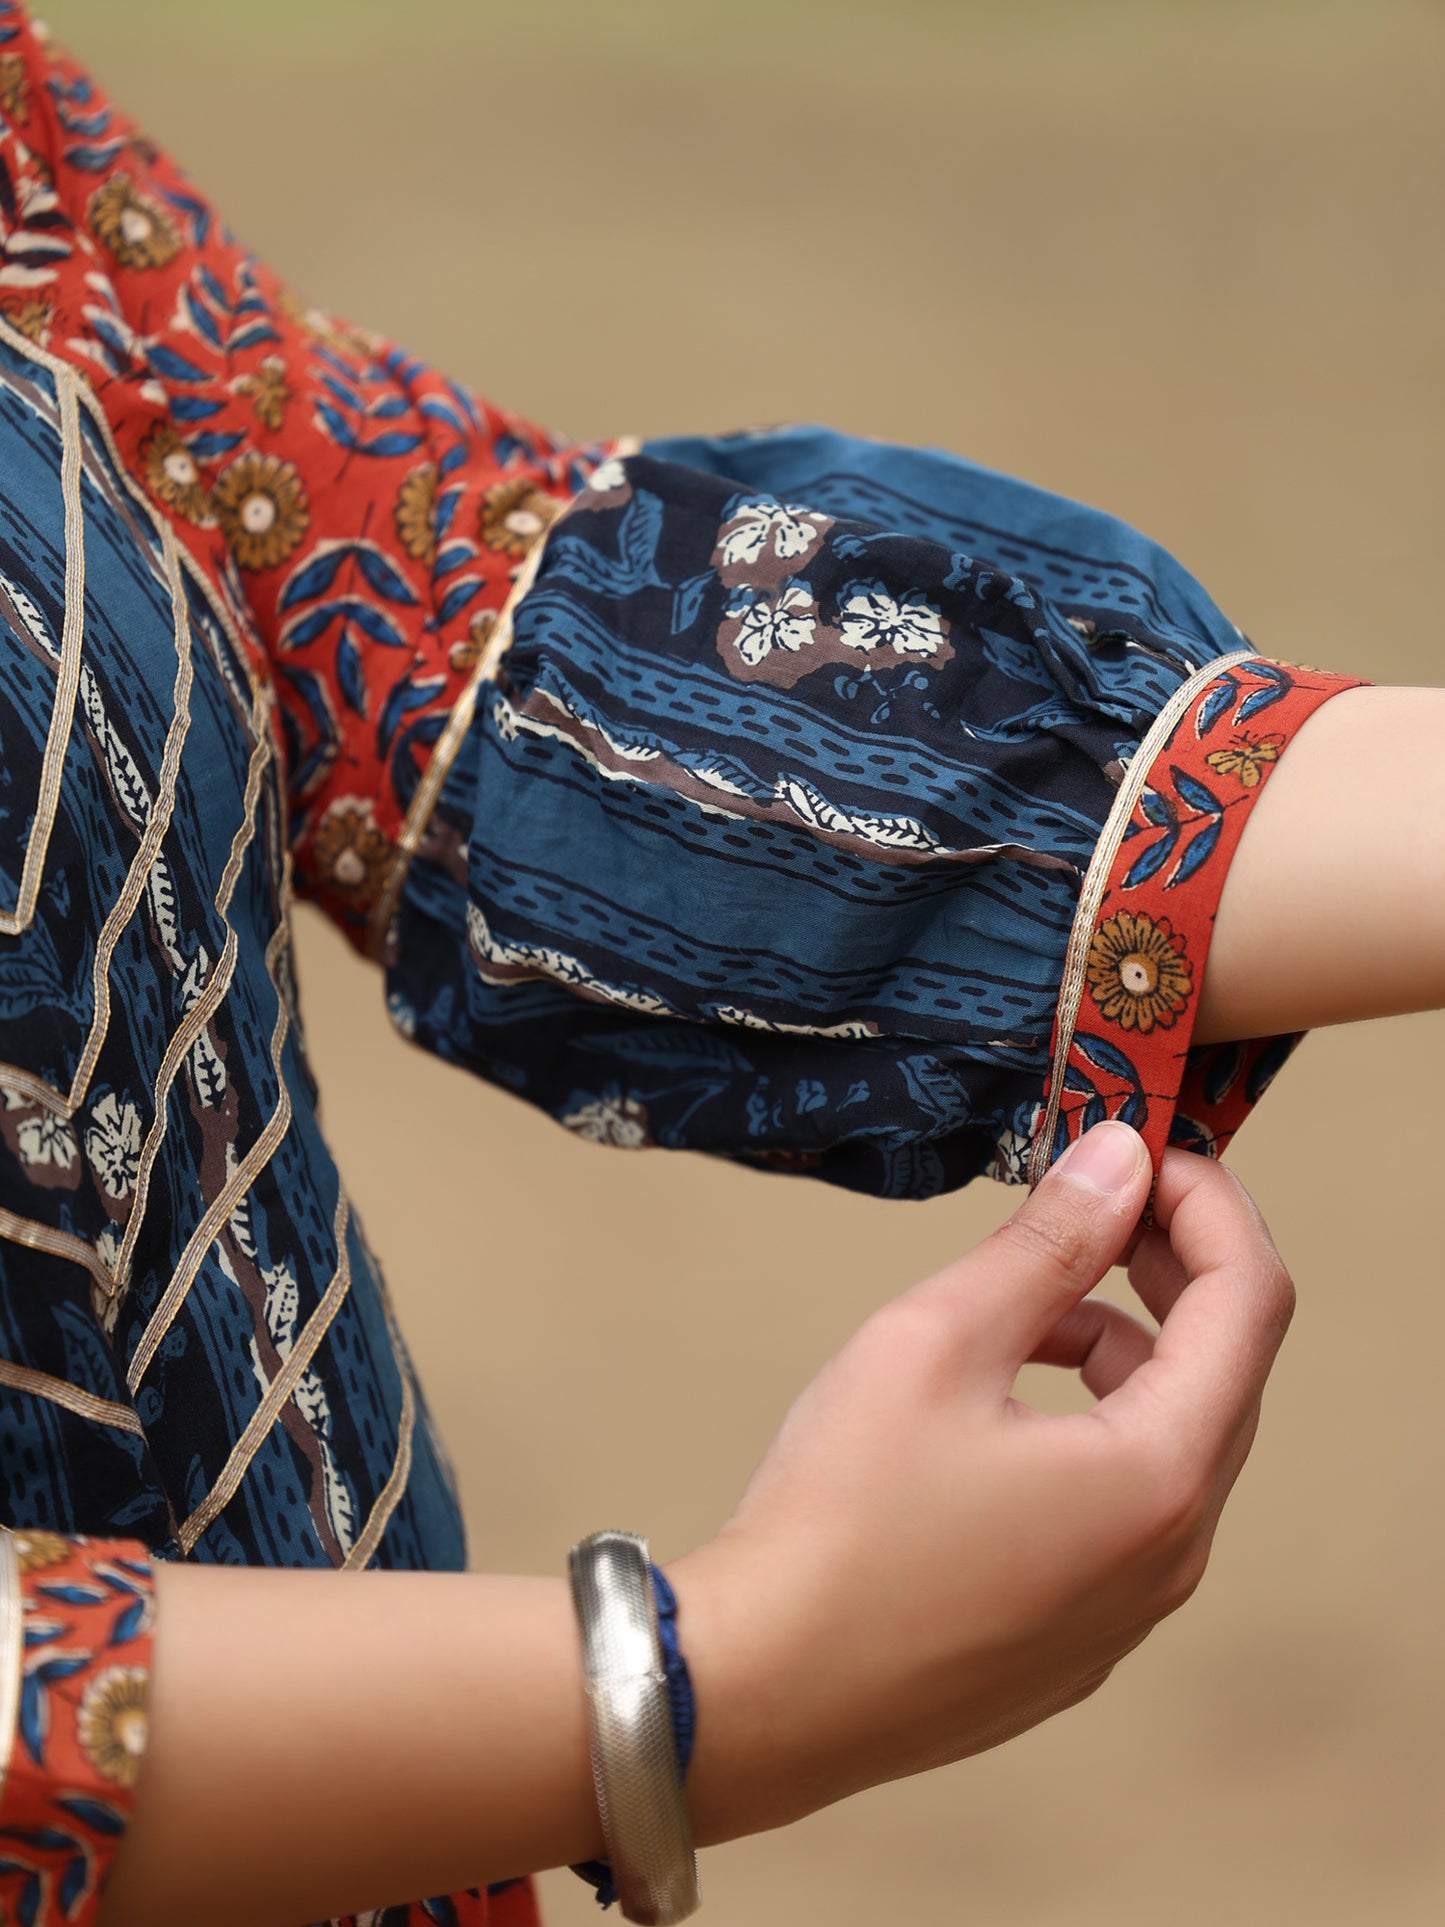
left=419, top=396, right=467, bottom=434
left=314, top=401, right=357, bottom=449
left=187, top=430, right=245, bottom=461
left=278, top=545, right=349, bottom=611
left=1074, top=1032, right=1143, bottom=1085
left=1138, top=788, right=1174, bottom=828
left=35, top=1583, right=106, bottom=1606
left=54, top=103, right=111, bottom=137
left=20, top=1670, right=46, bottom=1764
left=366, top=394, right=411, bottom=420
left=437, top=576, right=483, bottom=625
left=1195, top=676, right=1237, bottom=739
left=1122, top=827, right=1176, bottom=889
left=1168, top=816, right=1221, bottom=887
left=320, top=373, right=364, bottom=414
left=58, top=1853, right=90, bottom=1916
left=355, top=545, right=420, bottom=606
left=1236, top=682, right=1286, bottom=724
left=160, top=185, right=212, bottom=245
left=63, top=138, right=127, bottom=171
left=226, top=318, right=280, bottom=353
left=376, top=674, right=445, bottom=756
left=1170, top=767, right=1223, bottom=816
left=671, top=570, right=712, bottom=636
left=1203, top=1042, right=1245, bottom=1106
left=1118, top=1090, right=1148, bottom=1130
left=109, top=1596, right=149, bottom=1646
left=1063, top=1064, right=1097, bottom=1096
left=1083, top=1094, right=1107, bottom=1132
left=146, top=342, right=211, bottom=384
left=336, top=632, right=367, bottom=717
left=16, top=1871, right=40, bottom=1927
left=168, top=393, right=223, bottom=422
left=433, top=540, right=476, bottom=580
left=0, top=924, right=68, bottom=1022
left=181, top=285, right=223, bottom=349
left=276, top=665, right=339, bottom=737
left=358, top=429, right=424, bottom=459
left=280, top=597, right=407, bottom=652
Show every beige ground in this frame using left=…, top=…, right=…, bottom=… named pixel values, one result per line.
left=45, top=3, right=1445, bottom=1921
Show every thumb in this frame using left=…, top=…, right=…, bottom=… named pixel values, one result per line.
left=919, top=1121, right=1152, bottom=1380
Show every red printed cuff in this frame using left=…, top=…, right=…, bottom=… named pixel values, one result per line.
left=0, top=1530, right=155, bottom=1927
left=1029, top=655, right=1367, bottom=1184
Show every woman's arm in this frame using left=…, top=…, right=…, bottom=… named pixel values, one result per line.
left=97, top=1134, right=1293, bottom=1927
left=1196, top=686, right=1445, bottom=1043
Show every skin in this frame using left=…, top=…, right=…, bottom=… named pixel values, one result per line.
left=102, top=1126, right=1295, bottom=1926
left=1195, top=685, right=1445, bottom=1042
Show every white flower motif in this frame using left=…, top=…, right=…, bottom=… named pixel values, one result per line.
left=838, top=582, right=946, bottom=657
left=84, top=1092, right=142, bottom=1201
left=717, top=499, right=829, bottom=569
left=728, top=583, right=817, bottom=666
left=91, top=1227, right=122, bottom=1334
left=587, top=456, right=629, bottom=493
left=561, top=1092, right=649, bottom=1149
left=15, top=1108, right=78, bottom=1171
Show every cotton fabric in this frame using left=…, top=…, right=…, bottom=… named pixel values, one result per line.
left=0, top=3, right=1360, bottom=1920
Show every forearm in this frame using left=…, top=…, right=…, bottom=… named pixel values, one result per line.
left=1194, top=685, right=1445, bottom=1044
left=98, top=1557, right=786, bottom=1927
left=99, top=1567, right=601, bottom=1925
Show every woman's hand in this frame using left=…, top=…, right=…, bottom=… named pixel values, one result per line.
left=672, top=1124, right=1295, bottom=1841
left=101, top=1124, right=1291, bottom=1922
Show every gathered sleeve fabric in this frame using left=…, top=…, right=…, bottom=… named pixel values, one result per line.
left=0, top=1528, right=155, bottom=1927
left=386, top=431, right=1364, bottom=1198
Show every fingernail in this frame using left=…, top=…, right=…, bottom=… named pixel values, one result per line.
left=1049, top=1120, right=1145, bottom=1195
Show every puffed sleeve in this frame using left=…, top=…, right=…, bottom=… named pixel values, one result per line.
left=0, top=1527, right=155, bottom=1927
left=384, top=430, right=1364, bottom=1198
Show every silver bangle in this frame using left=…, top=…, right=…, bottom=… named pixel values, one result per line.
left=568, top=1530, right=701, bottom=1925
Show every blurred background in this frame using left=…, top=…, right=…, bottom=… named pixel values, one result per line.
left=45, top=2, right=1444, bottom=1921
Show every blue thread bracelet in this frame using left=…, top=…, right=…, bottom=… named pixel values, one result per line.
left=571, top=1561, right=696, bottom=1910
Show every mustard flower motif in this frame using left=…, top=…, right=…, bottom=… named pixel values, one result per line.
left=212, top=453, right=309, bottom=572
left=87, top=173, right=181, bottom=270
left=1085, top=910, right=1192, bottom=1034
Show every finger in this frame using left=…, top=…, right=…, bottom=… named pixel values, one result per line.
left=908, top=1121, right=1151, bottom=1379
left=1100, top=1151, right=1294, bottom=1455
left=1027, top=1295, right=1155, bottom=1400
left=1127, top=1225, right=1190, bottom=1326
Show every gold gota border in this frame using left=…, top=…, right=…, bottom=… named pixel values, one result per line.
left=112, top=715, right=274, bottom=1297
left=0, top=1529, right=21, bottom=1815
left=127, top=918, right=294, bottom=1391
left=0, top=367, right=86, bottom=938
left=365, top=436, right=641, bottom=962
left=1026, top=648, right=1257, bottom=1189
left=0, top=521, right=198, bottom=1120
left=0, top=1357, right=144, bottom=1436
left=0, top=713, right=273, bottom=1302
left=0, top=314, right=270, bottom=730
left=366, top=520, right=556, bottom=959
left=176, top=1188, right=353, bottom=1555
left=0, top=1203, right=114, bottom=1291
left=342, top=1364, right=415, bottom=1572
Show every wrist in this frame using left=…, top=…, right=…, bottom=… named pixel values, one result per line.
left=664, top=1529, right=835, bottom=1848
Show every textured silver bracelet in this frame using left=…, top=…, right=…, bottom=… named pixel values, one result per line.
left=568, top=1530, right=701, bottom=1925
